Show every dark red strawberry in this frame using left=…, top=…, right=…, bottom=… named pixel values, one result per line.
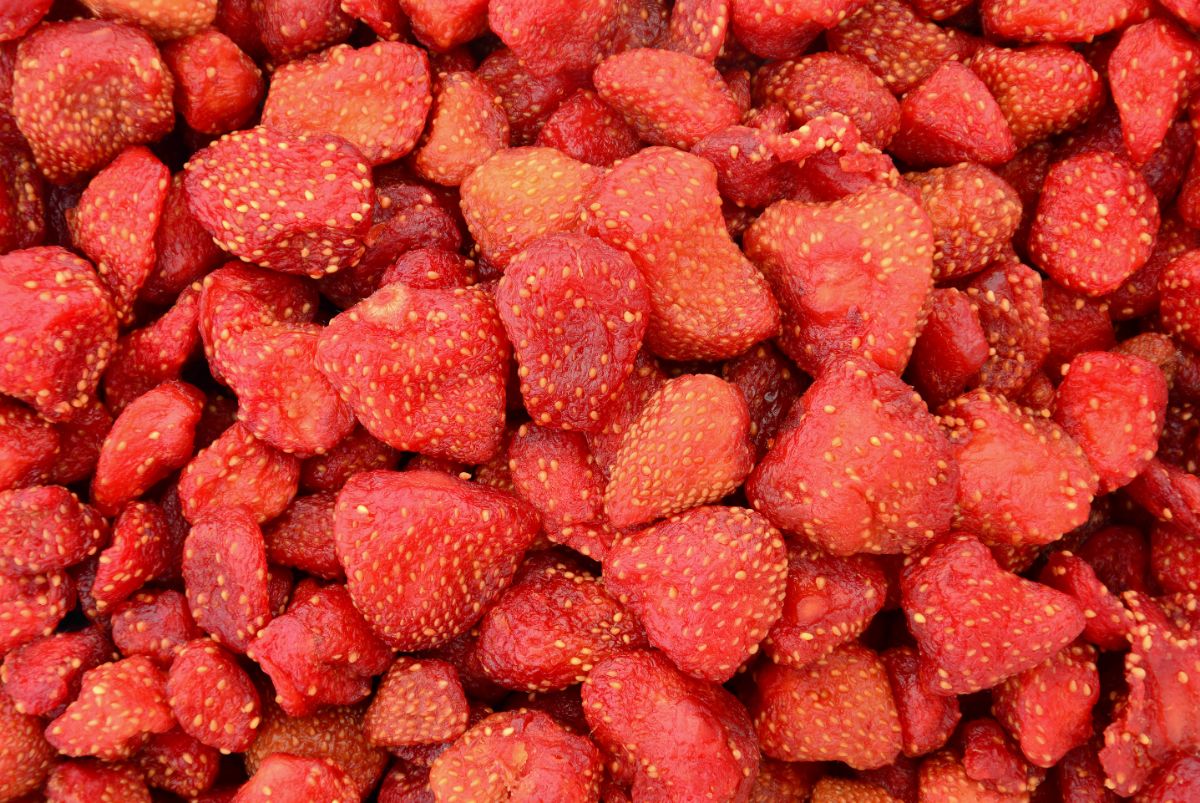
left=0, top=688, right=53, bottom=799
left=1152, top=523, right=1200, bottom=594
left=399, top=0, right=488, bottom=51
left=364, top=657, right=468, bottom=747
left=534, top=89, right=641, bottom=167
left=1042, top=282, right=1116, bottom=376
left=1127, top=458, right=1200, bottom=533
left=135, top=728, right=219, bottom=798
left=1137, top=754, right=1200, bottom=802
left=177, top=423, right=301, bottom=524
left=0, top=398, right=58, bottom=492
left=1161, top=251, right=1200, bottom=352
left=908, top=288, right=990, bottom=409
left=1110, top=215, right=1198, bottom=322
left=236, top=754, right=360, bottom=803
left=166, top=639, right=260, bottom=753
left=411, top=71, right=509, bottom=187
left=722, top=342, right=805, bottom=460
left=958, top=717, right=1044, bottom=796
left=300, top=426, right=399, bottom=493
left=487, top=0, right=619, bottom=75
left=104, top=287, right=201, bottom=415
left=91, top=501, right=176, bottom=613
left=1, top=626, right=112, bottom=718
left=111, top=588, right=203, bottom=665
left=162, top=28, right=264, bottom=136
left=0, top=145, right=45, bottom=254
left=182, top=506, right=271, bottom=651
left=140, top=175, right=225, bottom=306
left=964, top=258, right=1050, bottom=396
left=882, top=645, right=962, bottom=758
left=341, top=0, right=409, bottom=40
left=476, top=48, right=588, bottom=147
left=263, top=492, right=341, bottom=579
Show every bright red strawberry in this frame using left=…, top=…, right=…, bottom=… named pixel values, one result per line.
left=334, top=470, right=539, bottom=650
left=255, top=0, right=354, bottom=63
left=584, top=649, right=758, bottom=802
left=0, top=687, right=56, bottom=799
left=104, top=287, right=201, bottom=414
left=111, top=589, right=199, bottom=664
left=235, top=754, right=360, bottom=803
left=965, top=258, right=1050, bottom=396
left=1160, top=251, right=1200, bottom=352
left=162, top=28, right=263, bottom=136
left=300, top=426, right=399, bottom=493
left=729, top=0, right=863, bottom=60
left=184, top=126, right=374, bottom=278
left=316, top=283, right=508, bottom=463
left=901, top=533, right=1086, bottom=695
left=584, top=147, right=779, bottom=360
left=748, top=357, right=956, bottom=555
left=882, top=645, right=962, bottom=758
left=182, top=506, right=270, bottom=653
left=749, top=643, right=902, bottom=769
left=91, top=381, right=205, bottom=516
left=594, top=48, right=740, bottom=149
left=136, top=728, right=219, bottom=798
left=890, top=61, right=1015, bottom=167
left=91, top=502, right=177, bottom=613
left=0, top=0, right=50, bottom=42
left=45, top=655, right=173, bottom=760
left=177, top=423, right=301, bottom=523
left=264, top=492, right=341, bottom=579
left=0, top=571, right=73, bottom=654
left=249, top=582, right=391, bottom=716
left=1029, top=151, right=1159, bottom=297
left=971, top=44, right=1105, bottom=149
left=400, top=0, right=488, bottom=51
left=264, top=42, right=430, bottom=166
left=993, top=643, right=1099, bottom=769
left=603, top=374, right=752, bottom=528
left=1053, top=351, right=1168, bottom=493
left=664, top=0, right=728, bottom=61
left=0, top=486, right=106, bottom=576
left=496, top=233, right=648, bottom=431
left=411, top=71, right=509, bottom=186
left=908, top=288, right=990, bottom=409
left=364, top=657, right=468, bottom=747
left=981, top=0, right=1149, bottom=42
left=81, top=0, right=217, bottom=39
left=166, top=639, right=260, bottom=753
left=507, top=424, right=604, bottom=537
left=0, top=398, right=58, bottom=492
left=12, top=20, right=174, bottom=184
left=1, top=625, right=111, bottom=719
left=0, top=247, right=118, bottom=421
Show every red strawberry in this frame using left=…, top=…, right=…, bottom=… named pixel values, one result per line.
left=476, top=48, right=588, bottom=147
left=0, top=0, right=50, bottom=42
left=92, top=502, right=179, bottom=613
left=1029, top=151, right=1159, bottom=297
left=177, top=423, right=301, bottom=524
left=236, top=754, right=360, bottom=803
left=908, top=288, right=990, bottom=409
left=1160, top=251, right=1200, bottom=352
left=381, top=247, right=476, bottom=290
left=255, top=0, right=354, bottom=64
left=1042, top=282, right=1116, bottom=376
left=981, top=0, right=1149, bottom=43
left=81, top=0, right=217, bottom=39
left=587, top=148, right=780, bottom=359
left=583, top=649, right=759, bottom=802
left=1, top=626, right=111, bottom=718
left=1128, top=459, right=1200, bottom=532
left=264, top=492, right=341, bottom=579
left=1137, top=754, right=1200, bottom=801
left=748, top=357, right=956, bottom=555
left=112, top=589, right=200, bottom=664
left=136, top=728, right=219, bottom=798
left=749, top=643, right=902, bottom=769
left=334, top=470, right=539, bottom=650
left=0, top=687, right=55, bottom=799
left=487, top=0, right=622, bottom=75
left=1110, top=215, right=1198, bottom=322
left=341, top=0, right=409, bottom=40
left=140, top=176, right=225, bottom=306
left=12, top=20, right=174, bottom=184
left=162, top=28, right=264, bottom=136
left=993, top=643, right=1099, bottom=768
left=722, top=342, right=805, bottom=460
left=400, top=0, right=489, bottom=51
left=965, top=258, right=1051, bottom=396
left=0, top=398, right=58, bottom=492
left=0, top=486, right=106, bottom=576
left=91, top=381, right=205, bottom=515
left=1045, top=547, right=1144, bottom=650
left=45, top=760, right=151, bottom=803
left=182, top=506, right=271, bottom=655
left=882, top=645, right=962, bottom=758
left=378, top=760, right=433, bottom=803
left=901, top=533, right=1086, bottom=695
left=1152, top=523, right=1200, bottom=594
left=730, top=0, right=864, bottom=60
left=958, top=717, right=1043, bottom=796
left=0, top=247, right=118, bottom=422
left=0, top=571, right=73, bottom=655
left=364, top=657, right=468, bottom=747
left=300, top=426, right=399, bottom=493
left=104, top=287, right=201, bottom=415
left=1053, top=351, right=1168, bottom=493
left=0, top=145, right=45, bottom=254
left=507, top=425, right=604, bottom=540
left=594, top=48, right=740, bottom=149
left=264, top=42, right=430, bottom=166
left=410, top=71, right=509, bottom=186
left=184, top=126, right=374, bottom=278
left=166, top=639, right=260, bottom=752
left=664, top=0, right=729, bottom=61
left=315, top=283, right=508, bottom=463
left=534, top=89, right=642, bottom=167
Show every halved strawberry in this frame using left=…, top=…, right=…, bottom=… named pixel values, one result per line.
left=91, top=502, right=177, bottom=613
left=103, top=286, right=201, bottom=414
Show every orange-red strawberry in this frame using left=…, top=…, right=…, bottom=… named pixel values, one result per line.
left=603, top=374, right=753, bottom=529
left=183, top=506, right=271, bottom=651
left=184, top=126, right=374, bottom=278
left=364, top=657, right=468, bottom=747
left=162, top=28, right=263, bottom=136
left=730, top=0, right=864, bottom=60
left=0, top=486, right=106, bottom=576
left=412, top=71, right=509, bottom=186
left=1039, top=551, right=1133, bottom=650
left=1, top=626, right=112, bottom=718
left=882, top=645, right=962, bottom=758
left=166, top=639, right=260, bottom=752
left=81, top=0, right=217, bottom=39
left=583, top=147, right=780, bottom=361
left=236, top=754, right=360, bottom=803
left=12, top=20, right=174, bottom=184
left=981, top=0, right=1149, bottom=43
left=263, top=42, right=431, bottom=166
left=177, top=422, right=301, bottom=524
left=334, top=470, right=539, bottom=650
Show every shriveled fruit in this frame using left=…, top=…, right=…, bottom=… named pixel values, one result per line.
left=166, top=639, right=261, bottom=752
left=162, top=28, right=264, bottom=136
left=177, top=423, right=301, bottom=524
left=182, top=506, right=271, bottom=651
left=0, top=486, right=106, bottom=576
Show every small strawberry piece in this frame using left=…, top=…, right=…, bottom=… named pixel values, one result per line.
left=1053, top=351, right=1168, bottom=493
left=91, top=381, right=206, bottom=516
left=1, top=626, right=112, bottom=717
left=244, top=702, right=387, bottom=796
left=341, top=0, right=408, bottom=40
left=399, top=0, right=488, bottom=51
left=1161, top=251, right=1200, bottom=352
left=105, top=289, right=200, bottom=415
left=1075, top=525, right=1149, bottom=594
left=166, top=639, right=260, bottom=752
left=882, top=645, right=961, bottom=757
left=461, top=147, right=598, bottom=271
left=255, top=0, right=353, bottom=63
left=46, top=655, right=174, bottom=760
left=141, top=175, right=224, bottom=305
left=136, top=728, right=219, bottom=798
left=184, top=126, right=374, bottom=278
left=1053, top=744, right=1114, bottom=802
left=909, top=288, right=990, bottom=409
left=722, top=342, right=805, bottom=460
left=316, top=284, right=508, bottom=463
left=594, top=49, right=739, bottom=150
left=1029, top=152, right=1158, bottom=297
left=0, top=145, right=46, bottom=254
left=0, top=0, right=50, bottom=42
left=993, top=643, right=1099, bottom=768
left=959, top=717, right=1042, bottom=796
left=603, top=374, right=752, bottom=529
left=476, top=49, right=588, bottom=146
left=365, top=657, right=468, bottom=747
left=46, top=760, right=151, bottom=802
left=112, top=588, right=203, bottom=665
left=0, top=399, right=58, bottom=492
left=1110, top=215, right=1198, bottom=322
left=381, top=247, right=475, bottom=290
left=235, top=754, right=359, bottom=803
left=536, top=89, right=641, bottom=169
left=12, top=20, right=174, bottom=184
left=0, top=687, right=55, bottom=798
left=0, top=571, right=73, bottom=654
left=264, top=43, right=431, bottom=166
left=730, top=0, right=863, bottom=60
left=264, top=492, right=341, bottom=579
left=1153, top=524, right=1200, bottom=594
left=584, top=649, right=758, bottom=802
left=587, top=148, right=781, bottom=361
left=745, top=184, right=931, bottom=375
left=334, top=470, right=539, bottom=650
left=902, top=533, right=1086, bottom=695
left=81, top=0, right=216, bottom=39
left=895, top=61, right=1017, bottom=167
left=91, top=502, right=174, bottom=613
left=664, top=0, right=729, bottom=61
left=162, top=28, right=264, bottom=136
left=965, top=259, right=1050, bottom=397
left=0, top=247, right=118, bottom=421
left=410, top=71, right=508, bottom=187
left=941, top=391, right=1096, bottom=547
left=300, top=426, right=399, bottom=493
left=378, top=760, right=433, bottom=803
left=183, top=506, right=270, bottom=651
left=748, top=357, right=956, bottom=555
left=1126, top=459, right=1200, bottom=535
left=177, top=423, right=301, bottom=524
left=749, top=643, right=902, bottom=769
left=507, top=425, right=604, bottom=539
left=497, top=233, right=648, bottom=431
left=981, top=0, right=1149, bottom=42
left=1139, top=754, right=1200, bottom=801
left=249, top=582, right=391, bottom=717
left=766, top=545, right=887, bottom=669
left=0, top=486, right=105, bottom=576
left=1042, top=283, right=1115, bottom=376
left=811, top=777, right=897, bottom=801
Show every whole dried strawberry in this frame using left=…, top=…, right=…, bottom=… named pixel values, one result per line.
left=177, top=423, right=301, bottom=524
left=0, top=486, right=106, bottom=576
left=162, top=28, right=263, bottom=136
left=235, top=754, right=360, bottom=803
left=993, top=643, right=1099, bottom=768
left=364, top=657, right=468, bottom=747
left=413, top=71, right=509, bottom=186
left=166, top=639, right=260, bottom=752
left=1, top=626, right=112, bottom=718
left=182, top=506, right=271, bottom=652
left=0, top=687, right=55, bottom=799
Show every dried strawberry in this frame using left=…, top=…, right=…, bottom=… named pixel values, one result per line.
left=1160, top=251, right=1200, bottom=353
left=488, top=0, right=623, bottom=76
left=91, top=381, right=205, bottom=516
left=663, top=0, right=728, bottom=61
left=749, top=357, right=956, bottom=555
left=409, top=71, right=509, bottom=186
left=1, top=626, right=112, bottom=718
left=104, top=288, right=200, bottom=415
left=300, top=426, right=399, bottom=493
left=475, top=49, right=586, bottom=147
left=0, top=687, right=55, bottom=798
left=729, top=0, right=862, bottom=60
left=507, top=425, right=604, bottom=538
left=1042, top=283, right=1115, bottom=376
left=236, top=753, right=360, bottom=803
left=263, top=42, right=429, bottom=167
left=964, top=258, right=1050, bottom=397
left=263, top=492, right=340, bottom=579
left=177, top=423, right=301, bottom=524
left=902, top=533, right=1086, bottom=695
left=162, top=28, right=264, bottom=136
left=45, top=760, right=151, bottom=803
left=0, top=486, right=105, bottom=577
left=585, top=147, right=779, bottom=360
left=140, top=176, right=224, bottom=306
left=91, top=502, right=175, bottom=613
left=981, top=0, right=1149, bottom=43
left=12, top=20, right=174, bottom=184
left=0, top=571, right=73, bottom=654
left=882, top=645, right=961, bottom=758
left=381, top=247, right=475, bottom=290
left=184, top=126, right=374, bottom=278
left=378, top=760, right=433, bottom=803
left=334, top=470, right=539, bottom=650
left=1127, top=458, right=1200, bottom=532
left=364, top=657, right=467, bottom=747
left=891, top=61, right=1016, bottom=167
left=908, top=288, right=990, bottom=409
left=166, top=639, right=260, bottom=752
left=1151, top=523, right=1200, bottom=594
left=399, top=0, right=488, bottom=51
left=535, top=89, right=640, bottom=169
left=341, top=0, right=408, bottom=40
left=316, top=284, right=508, bottom=463
left=183, top=506, right=270, bottom=652
left=0, top=398, right=58, bottom=492
left=584, top=649, right=758, bottom=801
left=0, top=0, right=50, bottom=42
left=721, top=342, right=805, bottom=460
left=111, top=588, right=203, bottom=665
left=749, top=643, right=902, bottom=769
left=959, top=717, right=1044, bottom=796
left=136, top=728, right=219, bottom=798
left=1110, top=216, right=1198, bottom=322
left=0, top=145, right=45, bottom=254
left=255, top=0, right=353, bottom=63
left=82, top=0, right=216, bottom=39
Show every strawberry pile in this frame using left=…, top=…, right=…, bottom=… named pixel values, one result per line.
left=4, top=0, right=1200, bottom=800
